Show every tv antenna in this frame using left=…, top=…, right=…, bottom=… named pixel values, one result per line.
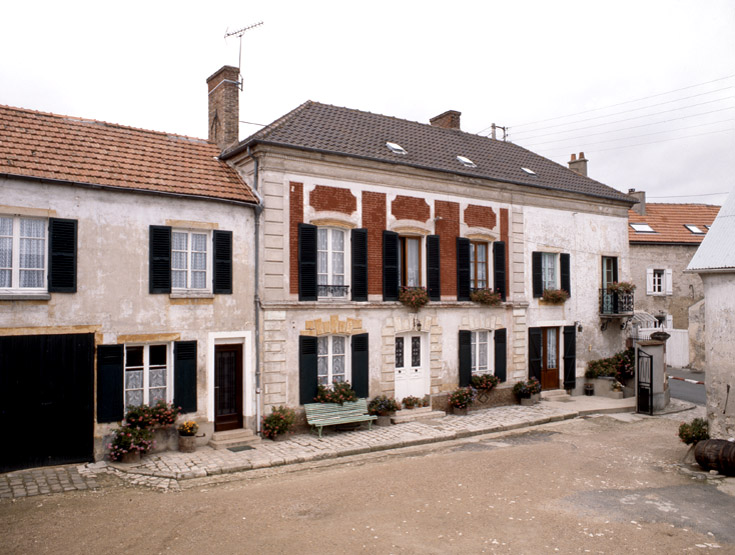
left=224, top=21, right=263, bottom=91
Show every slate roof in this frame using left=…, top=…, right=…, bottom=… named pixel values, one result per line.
left=229, top=101, right=632, bottom=204
left=0, top=105, right=257, bottom=204
left=628, top=203, right=720, bottom=244
left=688, top=188, right=735, bottom=271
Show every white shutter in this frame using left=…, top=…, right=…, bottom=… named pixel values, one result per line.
left=665, top=268, right=673, bottom=295
left=646, top=268, right=654, bottom=295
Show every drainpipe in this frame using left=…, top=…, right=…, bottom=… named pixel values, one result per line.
left=248, top=146, right=264, bottom=432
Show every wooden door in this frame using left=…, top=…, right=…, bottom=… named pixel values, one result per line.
left=541, top=328, right=559, bottom=390
left=214, top=344, right=243, bottom=431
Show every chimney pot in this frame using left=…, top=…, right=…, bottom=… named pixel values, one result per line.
left=629, top=189, right=646, bottom=216
left=430, top=110, right=461, bottom=130
left=570, top=153, right=577, bottom=162
left=568, top=151, right=588, bottom=177
left=207, top=65, right=240, bottom=152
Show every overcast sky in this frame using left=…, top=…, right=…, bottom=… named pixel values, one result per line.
left=2, top=0, right=733, bottom=205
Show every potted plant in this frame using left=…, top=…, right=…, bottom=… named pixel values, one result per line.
left=469, top=288, right=502, bottom=306
left=513, top=378, right=542, bottom=405
left=177, top=420, right=199, bottom=452
left=107, top=425, right=153, bottom=463
left=314, top=381, right=358, bottom=404
left=146, top=400, right=181, bottom=428
left=398, top=286, right=430, bottom=310
left=541, top=288, right=569, bottom=304
left=606, top=281, right=636, bottom=294
left=448, top=387, right=475, bottom=415
left=368, top=395, right=400, bottom=426
left=471, top=373, right=500, bottom=391
left=261, top=406, right=296, bottom=440
left=402, top=395, right=421, bottom=410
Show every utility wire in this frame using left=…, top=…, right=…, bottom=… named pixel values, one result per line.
left=648, top=192, right=730, bottom=198
left=476, top=73, right=735, bottom=134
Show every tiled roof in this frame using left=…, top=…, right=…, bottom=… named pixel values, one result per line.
left=230, top=101, right=633, bottom=204
left=628, top=203, right=720, bottom=244
left=0, top=105, right=257, bottom=204
left=688, top=188, right=735, bottom=271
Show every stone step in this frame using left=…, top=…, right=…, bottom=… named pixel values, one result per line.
left=208, top=428, right=261, bottom=450
left=541, top=389, right=572, bottom=402
left=392, top=406, right=446, bottom=424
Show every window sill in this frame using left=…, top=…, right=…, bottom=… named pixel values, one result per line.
left=0, top=293, right=51, bottom=301
left=170, top=292, right=215, bottom=299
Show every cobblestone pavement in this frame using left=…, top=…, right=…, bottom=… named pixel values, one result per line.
left=2, top=396, right=698, bottom=499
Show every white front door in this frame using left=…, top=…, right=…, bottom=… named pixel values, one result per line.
left=394, top=333, right=429, bottom=400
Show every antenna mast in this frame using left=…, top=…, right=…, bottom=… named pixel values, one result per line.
left=224, top=21, right=263, bottom=91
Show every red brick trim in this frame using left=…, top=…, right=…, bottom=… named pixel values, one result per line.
left=362, top=191, right=386, bottom=296
left=289, top=182, right=304, bottom=295
left=309, top=185, right=357, bottom=215
left=464, top=204, right=497, bottom=230
left=435, top=201, right=459, bottom=298
left=391, top=196, right=430, bottom=222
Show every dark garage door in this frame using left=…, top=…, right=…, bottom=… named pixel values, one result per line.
left=0, top=333, right=94, bottom=472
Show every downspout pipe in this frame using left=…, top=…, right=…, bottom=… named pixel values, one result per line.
left=248, top=146, right=264, bottom=433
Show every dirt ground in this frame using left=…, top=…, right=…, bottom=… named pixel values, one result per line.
left=2, top=414, right=734, bottom=554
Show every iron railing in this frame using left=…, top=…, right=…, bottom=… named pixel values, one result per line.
left=318, top=284, right=350, bottom=298
left=599, top=289, right=634, bottom=315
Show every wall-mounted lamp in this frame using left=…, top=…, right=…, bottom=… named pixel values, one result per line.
left=575, top=321, right=583, bottom=333
left=413, top=315, right=422, bottom=332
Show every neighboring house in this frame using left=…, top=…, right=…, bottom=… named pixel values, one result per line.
left=686, top=187, right=735, bottom=439
left=626, top=189, right=720, bottom=369
left=0, top=103, right=258, bottom=471
left=209, top=66, right=636, bottom=414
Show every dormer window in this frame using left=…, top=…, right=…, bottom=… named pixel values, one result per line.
left=457, top=155, right=476, bottom=168
left=630, top=223, right=655, bottom=233
left=521, top=167, right=536, bottom=175
left=386, top=142, right=407, bottom=155
left=684, top=224, right=705, bottom=234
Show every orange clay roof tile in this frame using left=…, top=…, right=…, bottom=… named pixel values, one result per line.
left=628, top=203, right=720, bottom=244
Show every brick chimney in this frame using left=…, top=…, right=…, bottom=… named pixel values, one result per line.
left=430, top=110, right=461, bottom=130
left=628, top=188, right=646, bottom=216
left=568, top=152, right=588, bottom=177
left=207, top=66, right=240, bottom=151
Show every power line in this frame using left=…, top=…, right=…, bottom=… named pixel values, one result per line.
left=475, top=73, right=735, bottom=134
left=510, top=86, right=733, bottom=137
left=648, top=192, right=730, bottom=199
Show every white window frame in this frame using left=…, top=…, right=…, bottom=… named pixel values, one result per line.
left=398, top=235, right=424, bottom=288
left=317, top=335, right=350, bottom=386
left=171, top=229, right=212, bottom=293
left=123, top=343, right=173, bottom=407
left=471, top=330, right=495, bottom=375
left=646, top=268, right=672, bottom=296
left=0, top=215, right=48, bottom=293
left=317, top=227, right=349, bottom=299
left=470, top=241, right=491, bottom=290
left=541, top=252, right=558, bottom=290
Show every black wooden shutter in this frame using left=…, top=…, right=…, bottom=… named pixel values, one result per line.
left=528, top=327, right=542, bottom=382
left=174, top=341, right=198, bottom=413
left=458, top=330, right=472, bottom=387
left=560, top=253, right=571, bottom=297
left=532, top=251, right=543, bottom=298
left=493, top=241, right=506, bottom=301
left=456, top=237, right=470, bottom=301
left=563, top=325, right=576, bottom=390
left=494, top=328, right=507, bottom=382
left=97, top=344, right=124, bottom=423
left=351, top=333, right=369, bottom=398
left=383, top=230, right=399, bottom=301
left=213, top=230, right=233, bottom=294
left=351, top=228, right=368, bottom=301
left=149, top=225, right=171, bottom=294
left=427, top=234, right=441, bottom=301
left=298, top=223, right=318, bottom=301
left=299, top=336, right=318, bottom=404
left=48, top=218, right=77, bottom=293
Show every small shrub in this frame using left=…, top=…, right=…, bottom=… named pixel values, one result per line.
left=469, top=289, right=502, bottom=306
left=398, top=286, right=430, bottom=310
left=542, top=288, right=569, bottom=304
left=177, top=421, right=198, bottom=437
left=402, top=395, right=422, bottom=409
left=678, top=418, right=709, bottom=445
left=107, top=426, right=153, bottom=461
left=314, top=381, right=358, bottom=404
left=448, top=387, right=476, bottom=409
left=585, top=348, right=635, bottom=381
left=261, top=406, right=296, bottom=440
left=471, top=374, right=500, bottom=391
left=368, top=395, right=400, bottom=416
left=513, top=378, right=541, bottom=399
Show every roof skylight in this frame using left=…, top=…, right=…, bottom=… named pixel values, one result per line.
left=386, top=141, right=407, bottom=155
left=521, top=167, right=536, bottom=175
left=684, top=224, right=705, bottom=234
left=630, top=223, right=655, bottom=233
left=456, top=155, right=476, bottom=168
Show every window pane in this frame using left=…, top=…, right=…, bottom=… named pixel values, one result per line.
left=126, top=390, right=143, bottom=407
left=318, top=337, right=328, bottom=356
left=395, top=337, right=404, bottom=368
left=0, top=237, right=11, bottom=269
left=0, top=270, right=10, bottom=288
left=191, top=252, right=206, bottom=271
left=150, top=369, right=166, bottom=388
left=126, top=346, right=144, bottom=368
left=547, top=329, right=557, bottom=368
left=411, top=336, right=421, bottom=367
left=332, top=336, right=345, bottom=354
left=125, top=370, right=143, bottom=390
left=191, top=233, right=207, bottom=252
left=332, top=229, right=344, bottom=251
left=318, top=251, right=328, bottom=277
left=172, top=270, right=187, bottom=289
left=406, top=238, right=420, bottom=287
left=19, top=270, right=44, bottom=288
left=172, top=251, right=188, bottom=271
left=333, top=354, right=345, bottom=376
left=191, top=271, right=206, bottom=289
left=0, top=217, right=12, bottom=236
left=150, top=344, right=167, bottom=366
left=172, top=232, right=187, bottom=251
left=317, top=356, right=328, bottom=377
left=149, top=388, right=166, bottom=403
left=317, top=228, right=328, bottom=250
left=332, top=250, right=344, bottom=276
left=20, top=219, right=44, bottom=238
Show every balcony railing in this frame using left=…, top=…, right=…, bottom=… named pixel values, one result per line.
left=318, top=284, right=350, bottom=298
left=599, top=289, right=634, bottom=316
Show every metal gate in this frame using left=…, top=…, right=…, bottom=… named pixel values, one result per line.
left=0, top=333, right=95, bottom=472
left=636, top=348, right=653, bottom=415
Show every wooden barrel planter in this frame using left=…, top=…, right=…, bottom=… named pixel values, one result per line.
left=694, top=439, right=735, bottom=476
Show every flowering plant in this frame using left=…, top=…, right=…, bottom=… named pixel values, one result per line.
left=402, top=395, right=422, bottom=409
left=367, top=395, right=400, bottom=416
left=107, top=426, right=153, bottom=461
left=606, top=281, right=636, bottom=293
left=512, top=377, right=541, bottom=399
left=448, top=387, right=476, bottom=409
left=261, top=406, right=296, bottom=440
left=177, top=420, right=199, bottom=437
left=314, top=381, right=358, bottom=404
left=398, top=286, right=430, bottom=310
left=469, top=289, right=502, bottom=306
left=471, top=373, right=500, bottom=391
left=541, top=288, right=569, bottom=304
left=124, top=401, right=180, bottom=429
left=678, top=418, right=709, bottom=445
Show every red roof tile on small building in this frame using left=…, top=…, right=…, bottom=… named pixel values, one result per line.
left=628, top=203, right=720, bottom=244
left=0, top=105, right=257, bottom=204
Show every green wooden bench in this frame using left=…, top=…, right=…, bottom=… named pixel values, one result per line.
left=304, top=399, right=377, bottom=438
